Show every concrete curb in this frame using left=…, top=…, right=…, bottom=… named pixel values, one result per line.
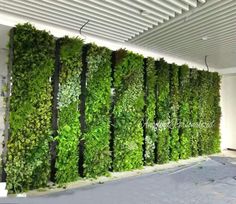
left=22, top=155, right=211, bottom=197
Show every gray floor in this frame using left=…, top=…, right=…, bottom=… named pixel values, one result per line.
left=1, top=155, right=236, bottom=204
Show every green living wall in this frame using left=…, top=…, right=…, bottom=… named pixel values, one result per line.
left=179, top=65, right=191, bottom=159
left=198, top=71, right=221, bottom=155
left=156, top=59, right=170, bottom=164
left=189, top=69, right=199, bottom=157
left=198, top=70, right=210, bottom=155
left=6, top=24, right=55, bottom=192
left=113, top=50, right=144, bottom=171
left=83, top=44, right=112, bottom=177
left=55, top=37, right=83, bottom=184
left=4, top=23, right=222, bottom=192
left=211, top=72, right=221, bottom=153
left=144, top=57, right=157, bottom=165
left=169, top=64, right=180, bottom=161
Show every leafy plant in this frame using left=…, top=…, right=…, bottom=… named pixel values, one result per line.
left=169, top=63, right=180, bottom=161
left=179, top=65, right=191, bottom=159
left=113, top=50, right=144, bottom=171
left=55, top=36, right=83, bottom=184
left=144, top=57, right=157, bottom=165
left=6, top=23, right=54, bottom=192
left=83, top=44, right=112, bottom=177
left=211, top=72, right=221, bottom=153
left=156, top=59, right=170, bottom=164
left=189, top=69, right=199, bottom=157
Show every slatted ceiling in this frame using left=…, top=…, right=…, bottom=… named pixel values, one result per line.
left=0, top=0, right=235, bottom=68
left=0, top=0, right=202, bottom=42
left=128, top=0, right=236, bottom=68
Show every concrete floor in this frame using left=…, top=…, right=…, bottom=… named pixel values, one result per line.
left=1, top=152, right=236, bottom=204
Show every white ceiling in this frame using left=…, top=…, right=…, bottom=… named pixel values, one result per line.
left=0, top=0, right=235, bottom=69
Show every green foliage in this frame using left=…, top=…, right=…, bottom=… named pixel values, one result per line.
left=145, top=57, right=157, bottom=165
left=179, top=65, right=191, bottom=159
left=198, top=71, right=221, bottom=155
left=113, top=50, right=144, bottom=171
left=156, top=59, right=170, bottom=164
left=55, top=37, right=83, bottom=184
left=6, top=23, right=54, bottom=192
left=169, top=64, right=180, bottom=161
left=211, top=72, right=221, bottom=153
left=189, top=69, right=199, bottom=157
left=83, top=44, right=112, bottom=177
left=198, top=70, right=210, bottom=155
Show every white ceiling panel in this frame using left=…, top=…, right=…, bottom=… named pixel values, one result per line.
left=0, top=0, right=235, bottom=69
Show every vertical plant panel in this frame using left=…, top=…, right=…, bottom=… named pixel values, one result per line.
left=113, top=50, right=144, bottom=171
left=179, top=65, right=191, bottom=159
left=169, top=64, right=180, bottom=161
left=211, top=72, right=221, bottom=153
left=83, top=44, right=112, bottom=177
left=156, top=59, right=170, bottom=164
left=198, top=70, right=210, bottom=155
left=144, top=57, right=157, bottom=165
left=55, top=37, right=83, bottom=184
left=189, top=69, right=199, bottom=157
left=6, top=23, right=54, bottom=192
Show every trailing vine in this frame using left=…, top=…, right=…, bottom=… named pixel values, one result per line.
left=144, top=57, right=157, bottom=165
left=6, top=23, right=54, bottom=192
left=169, top=63, right=180, bottom=161
left=113, top=50, right=144, bottom=171
left=156, top=59, right=170, bottom=164
left=83, top=44, right=112, bottom=177
left=55, top=37, right=83, bottom=184
left=179, top=65, right=191, bottom=159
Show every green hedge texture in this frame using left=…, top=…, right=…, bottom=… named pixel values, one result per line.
left=179, top=65, right=191, bottom=159
left=211, top=72, right=221, bottom=153
left=55, top=37, right=83, bottom=184
left=6, top=23, right=54, bottom=192
left=145, top=57, right=157, bottom=165
left=156, top=59, right=170, bottom=164
left=189, top=69, right=199, bottom=157
left=198, top=70, right=210, bottom=155
left=83, top=44, right=112, bottom=177
left=169, top=64, right=180, bottom=161
left=113, top=50, right=144, bottom=171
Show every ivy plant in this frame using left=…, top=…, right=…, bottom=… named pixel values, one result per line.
left=55, top=37, right=83, bottom=184
left=6, top=23, right=54, bottom=192
left=83, top=44, right=112, bottom=177
left=113, top=50, right=144, bottom=171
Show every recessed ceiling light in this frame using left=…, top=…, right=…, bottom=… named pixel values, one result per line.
left=202, top=36, right=208, bottom=40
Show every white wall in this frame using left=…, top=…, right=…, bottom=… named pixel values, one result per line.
left=0, top=49, right=8, bottom=156
left=220, top=75, right=236, bottom=150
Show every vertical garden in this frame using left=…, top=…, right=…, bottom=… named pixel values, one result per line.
left=2, top=23, right=221, bottom=192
